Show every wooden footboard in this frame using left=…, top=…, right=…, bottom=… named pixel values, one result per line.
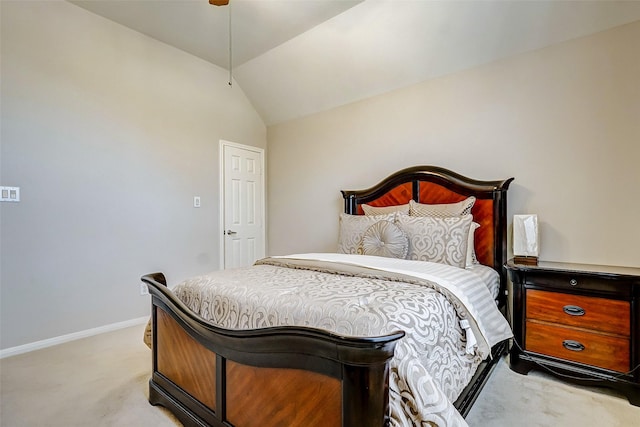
left=142, top=273, right=405, bottom=427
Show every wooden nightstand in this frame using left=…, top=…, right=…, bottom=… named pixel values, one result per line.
left=505, top=259, right=640, bottom=405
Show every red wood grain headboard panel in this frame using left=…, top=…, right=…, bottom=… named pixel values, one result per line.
left=354, top=183, right=412, bottom=214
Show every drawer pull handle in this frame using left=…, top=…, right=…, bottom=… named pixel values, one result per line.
left=562, top=340, right=585, bottom=352
left=563, top=305, right=585, bottom=316
left=569, top=278, right=578, bottom=286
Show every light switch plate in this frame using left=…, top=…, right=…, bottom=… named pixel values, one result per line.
left=0, top=186, right=20, bottom=202
left=194, top=196, right=201, bottom=208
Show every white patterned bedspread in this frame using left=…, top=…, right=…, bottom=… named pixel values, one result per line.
left=172, top=253, right=512, bottom=427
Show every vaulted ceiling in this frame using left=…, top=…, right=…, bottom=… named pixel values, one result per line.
left=70, top=0, right=640, bottom=125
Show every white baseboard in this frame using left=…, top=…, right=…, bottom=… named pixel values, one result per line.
left=0, top=316, right=149, bottom=359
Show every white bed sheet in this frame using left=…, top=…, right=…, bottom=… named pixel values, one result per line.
left=466, top=263, right=501, bottom=301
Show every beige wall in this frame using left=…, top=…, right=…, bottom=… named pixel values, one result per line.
left=0, top=1, right=266, bottom=349
left=267, top=21, right=640, bottom=269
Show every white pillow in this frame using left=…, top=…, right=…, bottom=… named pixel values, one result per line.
left=362, top=203, right=410, bottom=216
left=359, top=220, right=409, bottom=259
left=338, top=213, right=396, bottom=254
left=396, top=214, right=472, bottom=268
left=409, top=197, right=476, bottom=217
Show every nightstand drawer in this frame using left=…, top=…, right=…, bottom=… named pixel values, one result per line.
left=526, top=321, right=630, bottom=372
left=524, top=271, right=633, bottom=296
left=526, top=290, right=630, bottom=336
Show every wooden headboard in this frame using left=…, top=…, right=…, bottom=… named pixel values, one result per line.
left=341, top=165, right=514, bottom=307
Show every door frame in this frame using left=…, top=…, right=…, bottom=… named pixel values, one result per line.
left=218, top=140, right=266, bottom=269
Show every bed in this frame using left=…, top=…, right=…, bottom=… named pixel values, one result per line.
left=141, top=165, right=514, bottom=426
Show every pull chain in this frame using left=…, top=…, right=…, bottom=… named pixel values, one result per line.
left=228, top=2, right=232, bottom=87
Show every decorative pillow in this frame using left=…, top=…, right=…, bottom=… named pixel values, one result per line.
left=409, top=196, right=476, bottom=218
left=362, top=203, right=410, bottom=216
left=338, top=213, right=396, bottom=254
left=359, top=220, right=409, bottom=259
left=396, top=214, right=472, bottom=268
left=466, top=222, right=480, bottom=267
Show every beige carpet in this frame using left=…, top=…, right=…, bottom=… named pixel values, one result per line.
left=465, top=355, right=639, bottom=426
left=1, top=324, right=638, bottom=426
left=0, top=325, right=180, bottom=427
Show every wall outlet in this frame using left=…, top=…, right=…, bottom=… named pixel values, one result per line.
left=0, top=186, right=20, bottom=202
left=140, top=283, right=149, bottom=296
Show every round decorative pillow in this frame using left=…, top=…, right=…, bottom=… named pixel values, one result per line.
left=359, top=220, right=409, bottom=259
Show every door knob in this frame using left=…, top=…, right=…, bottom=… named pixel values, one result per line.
left=225, top=230, right=237, bottom=235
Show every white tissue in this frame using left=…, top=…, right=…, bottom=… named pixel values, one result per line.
left=513, top=214, right=539, bottom=257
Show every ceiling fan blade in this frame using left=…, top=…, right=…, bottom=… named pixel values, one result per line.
left=209, top=0, right=229, bottom=6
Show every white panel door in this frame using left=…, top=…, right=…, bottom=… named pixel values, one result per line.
left=221, top=142, right=265, bottom=269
